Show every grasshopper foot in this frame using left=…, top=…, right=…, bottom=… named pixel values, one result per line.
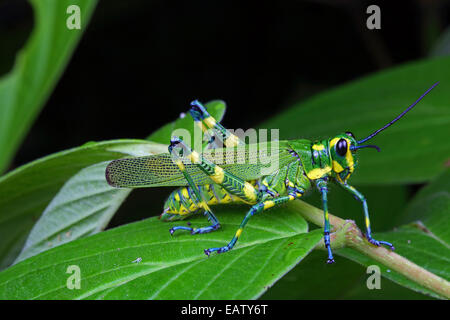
left=204, top=245, right=230, bottom=257
left=366, top=234, right=395, bottom=251
left=170, top=223, right=220, bottom=236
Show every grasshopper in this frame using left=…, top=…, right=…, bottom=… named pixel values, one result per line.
left=106, top=82, right=438, bottom=263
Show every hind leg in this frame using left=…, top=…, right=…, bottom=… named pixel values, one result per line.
left=189, top=100, right=243, bottom=148
left=167, top=138, right=221, bottom=235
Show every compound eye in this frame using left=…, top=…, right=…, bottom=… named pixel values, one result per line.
left=336, top=139, right=347, bottom=156
left=345, top=131, right=355, bottom=139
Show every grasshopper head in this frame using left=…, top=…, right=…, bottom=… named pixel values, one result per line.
left=329, top=132, right=361, bottom=181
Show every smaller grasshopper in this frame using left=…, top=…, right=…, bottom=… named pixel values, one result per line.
left=106, top=82, right=438, bottom=263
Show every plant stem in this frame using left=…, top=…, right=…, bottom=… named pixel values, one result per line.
left=291, top=200, right=450, bottom=299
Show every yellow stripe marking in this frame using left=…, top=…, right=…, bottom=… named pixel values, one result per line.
left=306, top=166, right=331, bottom=180
left=179, top=205, right=189, bottom=215
left=181, top=188, right=189, bottom=199
left=208, top=196, right=219, bottom=205
left=346, top=151, right=354, bottom=169
left=329, top=137, right=340, bottom=148
left=243, top=182, right=257, bottom=202
left=312, top=144, right=325, bottom=151
left=189, top=151, right=201, bottom=164
left=175, top=160, right=185, bottom=171
left=203, top=116, right=216, bottom=128
left=210, top=166, right=225, bottom=184
left=235, top=228, right=243, bottom=238
left=332, top=160, right=345, bottom=173
left=224, top=134, right=241, bottom=147
left=263, top=200, right=275, bottom=210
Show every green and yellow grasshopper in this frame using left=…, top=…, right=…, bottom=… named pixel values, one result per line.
left=105, top=82, right=438, bottom=263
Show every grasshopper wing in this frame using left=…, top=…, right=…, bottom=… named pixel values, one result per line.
left=105, top=141, right=293, bottom=188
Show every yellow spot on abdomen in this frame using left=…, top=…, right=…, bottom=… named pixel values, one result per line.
left=207, top=193, right=219, bottom=205
left=182, top=188, right=190, bottom=199
left=243, top=182, right=257, bottom=202
left=235, top=228, right=243, bottom=238
left=179, top=205, right=189, bottom=215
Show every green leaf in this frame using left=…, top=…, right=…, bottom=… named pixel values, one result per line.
left=261, top=56, right=450, bottom=185
left=147, top=100, right=227, bottom=146
left=335, top=170, right=450, bottom=299
left=401, top=169, right=450, bottom=243
left=6, top=100, right=226, bottom=266
left=0, top=203, right=323, bottom=300
left=338, top=226, right=449, bottom=299
left=14, top=162, right=131, bottom=264
left=0, top=0, right=98, bottom=173
left=0, top=139, right=164, bottom=270
left=262, top=250, right=431, bottom=299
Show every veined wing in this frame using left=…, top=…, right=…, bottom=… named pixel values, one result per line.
left=105, top=141, right=293, bottom=188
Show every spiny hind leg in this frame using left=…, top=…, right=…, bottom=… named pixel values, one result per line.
left=160, top=183, right=242, bottom=221
left=336, top=180, right=395, bottom=251
left=172, top=137, right=260, bottom=205
left=204, top=194, right=300, bottom=256
left=167, top=138, right=220, bottom=235
left=189, top=100, right=243, bottom=148
left=168, top=136, right=264, bottom=242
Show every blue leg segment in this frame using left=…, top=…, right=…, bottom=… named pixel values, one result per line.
left=316, top=179, right=335, bottom=264
left=204, top=194, right=298, bottom=256
left=336, top=180, right=395, bottom=251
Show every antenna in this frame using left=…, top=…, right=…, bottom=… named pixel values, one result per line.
left=357, top=82, right=439, bottom=144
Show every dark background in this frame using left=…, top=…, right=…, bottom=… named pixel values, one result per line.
left=1, top=0, right=449, bottom=167
left=1, top=0, right=449, bottom=225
